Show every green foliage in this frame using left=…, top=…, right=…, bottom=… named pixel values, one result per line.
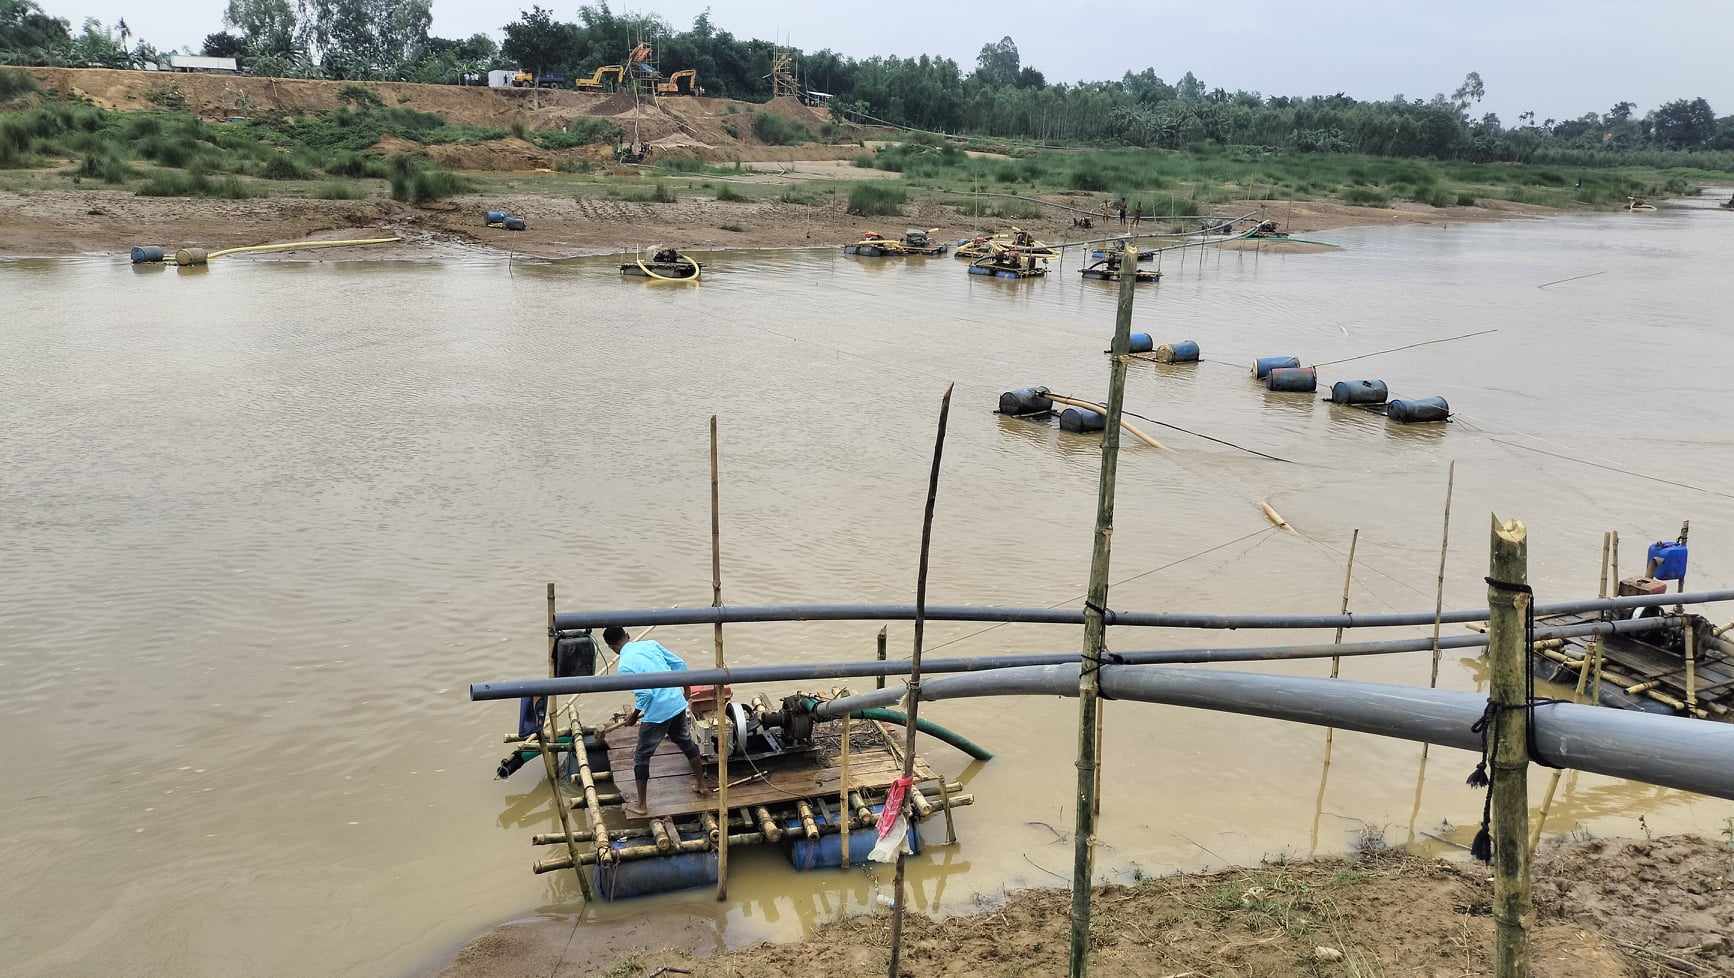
left=750, top=112, right=810, bottom=146
left=714, top=183, right=747, bottom=202
left=1455, top=192, right=1477, bottom=206
left=1068, top=168, right=1106, bottom=191
left=845, top=182, right=905, bottom=215
left=337, top=84, right=383, bottom=108
left=0, top=66, right=39, bottom=100
left=386, top=152, right=470, bottom=203
left=526, top=115, right=620, bottom=149
left=985, top=197, right=1042, bottom=218
left=146, top=86, right=188, bottom=111
left=325, top=149, right=385, bottom=177
left=259, top=152, right=310, bottom=179
left=76, top=148, right=131, bottom=182
left=654, top=155, right=707, bottom=173
left=136, top=171, right=261, bottom=198
left=777, top=186, right=817, bottom=205
left=315, top=179, right=362, bottom=198
left=1342, top=186, right=1390, bottom=207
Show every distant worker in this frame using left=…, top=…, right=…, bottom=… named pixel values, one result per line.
left=1131, top=201, right=1143, bottom=228
left=1117, top=199, right=1127, bottom=226
left=603, top=626, right=709, bottom=816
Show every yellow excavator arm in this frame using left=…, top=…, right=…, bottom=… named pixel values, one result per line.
left=575, top=64, right=623, bottom=91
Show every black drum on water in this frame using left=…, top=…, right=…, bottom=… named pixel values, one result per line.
left=1060, top=407, right=1106, bottom=432
left=998, top=386, right=1053, bottom=415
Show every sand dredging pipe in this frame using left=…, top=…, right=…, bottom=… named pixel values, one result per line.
left=546, top=588, right=1734, bottom=633
left=471, top=614, right=1683, bottom=700
left=814, top=665, right=1734, bottom=802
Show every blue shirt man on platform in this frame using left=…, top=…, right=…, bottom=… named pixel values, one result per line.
left=605, top=626, right=709, bottom=816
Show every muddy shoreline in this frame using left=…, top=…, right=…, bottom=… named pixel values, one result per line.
left=0, top=184, right=1558, bottom=261
left=429, top=834, right=1732, bottom=978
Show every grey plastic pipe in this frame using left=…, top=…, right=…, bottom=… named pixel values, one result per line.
left=820, top=664, right=1734, bottom=801
left=471, top=615, right=1674, bottom=701
left=551, top=588, right=1733, bottom=632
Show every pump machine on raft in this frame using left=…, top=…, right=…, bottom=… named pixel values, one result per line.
left=492, top=626, right=988, bottom=900
left=843, top=228, right=948, bottom=257
left=621, top=246, right=702, bottom=281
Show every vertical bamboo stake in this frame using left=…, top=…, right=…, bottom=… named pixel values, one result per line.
left=1683, top=616, right=1698, bottom=713
left=709, top=416, right=730, bottom=901
left=839, top=706, right=851, bottom=868
left=541, top=583, right=592, bottom=900
left=1068, top=241, right=1138, bottom=978
left=1487, top=515, right=1532, bottom=978
left=887, top=383, right=954, bottom=978
left=876, top=626, right=888, bottom=690
left=1420, top=462, right=1456, bottom=764
left=1313, top=528, right=1358, bottom=854
left=1530, top=531, right=1610, bottom=854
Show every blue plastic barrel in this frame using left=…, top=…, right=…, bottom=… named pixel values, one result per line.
left=1329, top=379, right=1389, bottom=404
left=1266, top=366, right=1317, bottom=392
left=1156, top=340, right=1199, bottom=363
left=785, top=803, right=921, bottom=870
left=1386, top=396, right=1450, bottom=423
left=1128, top=332, right=1154, bottom=354
left=485, top=210, right=508, bottom=225
left=130, top=245, right=164, bottom=264
left=1647, top=541, right=1688, bottom=581
left=503, top=216, right=527, bottom=231
left=591, top=850, right=717, bottom=900
left=1253, top=355, right=1300, bottom=378
left=1060, top=407, right=1106, bottom=433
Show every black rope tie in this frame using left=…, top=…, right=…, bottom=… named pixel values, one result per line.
left=1467, top=577, right=1563, bottom=863
left=1081, top=600, right=1125, bottom=679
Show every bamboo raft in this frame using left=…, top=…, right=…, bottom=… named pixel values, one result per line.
left=1513, top=612, right=1732, bottom=720
left=508, top=704, right=971, bottom=898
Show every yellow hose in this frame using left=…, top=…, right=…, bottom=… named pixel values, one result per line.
left=203, top=237, right=402, bottom=260
left=634, top=254, right=701, bottom=282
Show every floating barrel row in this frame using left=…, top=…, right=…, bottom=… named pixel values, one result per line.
left=1252, top=354, right=1449, bottom=422
left=485, top=209, right=528, bottom=231
left=131, top=246, right=214, bottom=266
left=1130, top=333, right=1200, bottom=362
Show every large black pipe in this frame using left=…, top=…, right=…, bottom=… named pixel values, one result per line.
left=822, top=664, right=1734, bottom=801
left=550, top=589, right=1733, bottom=632
left=470, top=615, right=1674, bottom=701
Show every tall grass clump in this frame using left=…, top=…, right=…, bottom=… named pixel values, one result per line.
left=259, top=153, right=311, bottom=180
left=387, top=154, right=471, bottom=203
left=529, top=116, right=621, bottom=149
left=714, top=183, right=748, bottom=202
left=1342, top=186, right=1390, bottom=207
left=77, top=150, right=133, bottom=183
left=845, top=183, right=905, bottom=215
left=751, top=112, right=810, bottom=146
left=0, top=68, right=40, bottom=101
left=316, top=181, right=363, bottom=199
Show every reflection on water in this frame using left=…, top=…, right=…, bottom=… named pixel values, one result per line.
left=4, top=200, right=1734, bottom=978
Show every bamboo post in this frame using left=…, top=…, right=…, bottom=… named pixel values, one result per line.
left=1313, top=528, right=1359, bottom=853
left=1068, top=241, right=1139, bottom=978
left=887, top=383, right=955, bottom=978
left=1530, top=531, right=1611, bottom=854
left=1329, top=529, right=1361, bottom=680
left=710, top=415, right=730, bottom=901
left=1487, top=515, right=1532, bottom=978
left=1596, top=531, right=1618, bottom=702
left=1683, top=615, right=1698, bottom=713
left=540, top=583, right=593, bottom=900
left=839, top=708, right=852, bottom=868
left=1419, top=463, right=1457, bottom=764
left=876, top=627, right=888, bottom=690
left=932, top=768, right=959, bottom=844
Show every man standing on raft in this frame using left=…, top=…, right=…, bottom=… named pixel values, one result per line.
left=603, top=626, right=709, bottom=816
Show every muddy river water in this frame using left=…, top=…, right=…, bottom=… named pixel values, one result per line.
left=4, top=198, right=1733, bottom=977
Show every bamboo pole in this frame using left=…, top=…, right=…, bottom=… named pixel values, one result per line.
left=796, top=800, right=820, bottom=839
left=710, top=415, right=731, bottom=901
left=1419, top=463, right=1457, bottom=765
left=1596, top=530, right=1619, bottom=703
left=839, top=710, right=852, bottom=867
left=1046, top=392, right=1166, bottom=449
left=1531, top=531, right=1611, bottom=854
left=540, top=583, right=593, bottom=899
left=887, top=383, right=955, bottom=978
left=1314, top=528, right=1359, bottom=851
left=1487, top=515, right=1532, bottom=978
left=1683, top=616, right=1698, bottom=713
left=876, top=627, right=888, bottom=690
left=1329, top=529, right=1361, bottom=680
left=753, top=806, right=783, bottom=843
left=1069, top=241, right=1139, bottom=978
left=932, top=767, right=959, bottom=844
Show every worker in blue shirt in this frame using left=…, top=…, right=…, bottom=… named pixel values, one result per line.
left=604, top=626, right=708, bottom=816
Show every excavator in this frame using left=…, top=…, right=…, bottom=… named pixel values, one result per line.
left=655, top=68, right=701, bottom=96
left=575, top=64, right=623, bottom=92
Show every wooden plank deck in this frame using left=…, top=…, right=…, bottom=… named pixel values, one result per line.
left=1533, top=613, right=1733, bottom=709
left=598, top=718, right=937, bottom=823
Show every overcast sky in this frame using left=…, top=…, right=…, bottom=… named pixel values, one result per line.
left=45, top=0, right=1729, bottom=124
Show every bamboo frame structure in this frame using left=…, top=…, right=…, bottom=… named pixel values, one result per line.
left=540, top=583, right=592, bottom=899
left=1069, top=241, right=1139, bottom=978
left=839, top=703, right=851, bottom=867
left=888, top=383, right=954, bottom=978
left=1531, top=531, right=1610, bottom=852
left=1487, top=516, right=1531, bottom=978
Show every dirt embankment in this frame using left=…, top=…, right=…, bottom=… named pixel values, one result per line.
left=432, top=834, right=1733, bottom=978
left=23, top=68, right=861, bottom=166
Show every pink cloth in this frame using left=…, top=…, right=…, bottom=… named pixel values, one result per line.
left=876, top=776, right=912, bottom=838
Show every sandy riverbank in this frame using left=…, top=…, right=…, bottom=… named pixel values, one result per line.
left=0, top=181, right=1558, bottom=261
left=431, top=834, right=1731, bottom=978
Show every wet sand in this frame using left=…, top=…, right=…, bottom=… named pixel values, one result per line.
left=0, top=182, right=1555, bottom=260
left=433, top=834, right=1734, bottom=978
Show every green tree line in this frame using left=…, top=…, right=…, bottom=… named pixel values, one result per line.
left=5, top=0, right=1731, bottom=162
